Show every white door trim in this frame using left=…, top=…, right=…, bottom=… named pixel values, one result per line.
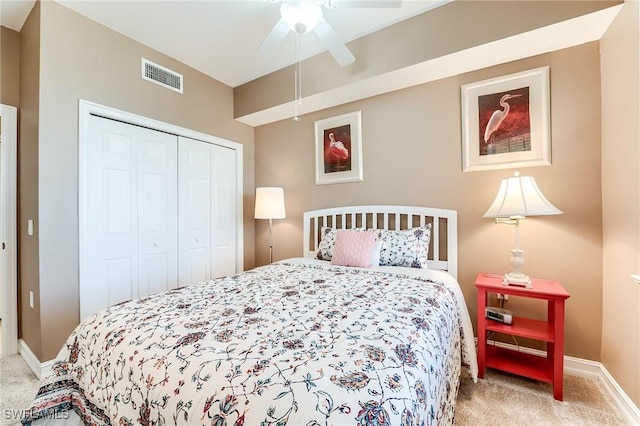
left=1, top=104, right=18, bottom=355
left=78, top=100, right=244, bottom=292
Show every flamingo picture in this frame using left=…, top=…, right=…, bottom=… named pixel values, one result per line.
left=324, top=126, right=351, bottom=173
left=483, top=93, right=523, bottom=145
left=328, top=132, right=349, bottom=162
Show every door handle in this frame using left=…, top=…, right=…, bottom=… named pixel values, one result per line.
left=2, top=242, right=5, bottom=250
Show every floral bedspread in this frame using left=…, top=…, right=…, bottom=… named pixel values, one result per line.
left=23, top=260, right=477, bottom=426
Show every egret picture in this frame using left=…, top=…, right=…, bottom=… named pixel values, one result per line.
left=314, top=111, right=363, bottom=185
left=478, top=86, right=530, bottom=156
left=461, top=67, right=551, bottom=172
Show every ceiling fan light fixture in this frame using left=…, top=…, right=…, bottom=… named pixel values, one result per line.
left=281, top=1, right=323, bottom=34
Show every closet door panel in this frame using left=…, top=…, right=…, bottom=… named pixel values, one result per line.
left=178, top=137, right=211, bottom=286
left=82, top=110, right=241, bottom=320
left=138, top=129, right=178, bottom=297
left=83, top=116, right=139, bottom=319
left=211, top=144, right=237, bottom=278
left=105, top=257, right=135, bottom=307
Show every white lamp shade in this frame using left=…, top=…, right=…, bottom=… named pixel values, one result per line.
left=483, top=172, right=562, bottom=218
left=255, top=187, right=286, bottom=219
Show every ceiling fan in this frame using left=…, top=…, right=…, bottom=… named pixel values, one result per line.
left=257, top=0, right=402, bottom=67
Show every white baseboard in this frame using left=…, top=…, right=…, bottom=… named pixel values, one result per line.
left=482, top=339, right=639, bottom=425
left=569, top=356, right=640, bottom=426
left=18, top=339, right=54, bottom=381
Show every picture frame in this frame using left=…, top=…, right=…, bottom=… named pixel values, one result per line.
left=314, top=111, right=363, bottom=185
left=461, top=66, right=551, bottom=172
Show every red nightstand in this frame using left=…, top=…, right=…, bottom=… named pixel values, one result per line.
left=475, top=273, right=570, bottom=401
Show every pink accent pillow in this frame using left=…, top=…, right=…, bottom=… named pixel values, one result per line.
left=331, top=229, right=377, bottom=268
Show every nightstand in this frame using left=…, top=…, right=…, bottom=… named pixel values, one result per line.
left=475, top=273, right=570, bottom=401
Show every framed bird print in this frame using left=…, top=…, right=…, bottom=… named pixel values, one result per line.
left=461, top=66, right=551, bottom=172
left=314, top=111, right=363, bottom=185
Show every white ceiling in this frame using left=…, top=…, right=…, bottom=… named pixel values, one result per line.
left=0, top=0, right=449, bottom=88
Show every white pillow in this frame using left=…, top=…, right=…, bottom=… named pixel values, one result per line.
left=371, top=241, right=384, bottom=266
left=374, top=224, right=431, bottom=268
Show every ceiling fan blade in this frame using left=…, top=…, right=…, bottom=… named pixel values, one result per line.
left=324, top=0, right=402, bottom=8
left=313, top=20, right=355, bottom=67
left=257, top=18, right=290, bottom=57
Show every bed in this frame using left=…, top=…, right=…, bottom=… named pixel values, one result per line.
left=23, top=205, right=477, bottom=426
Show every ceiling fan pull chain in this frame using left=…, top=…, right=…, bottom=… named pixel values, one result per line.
left=293, top=31, right=302, bottom=121
left=297, top=58, right=302, bottom=104
left=296, top=31, right=302, bottom=103
left=293, top=68, right=300, bottom=121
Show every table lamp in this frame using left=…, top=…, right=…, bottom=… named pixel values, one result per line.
left=255, top=187, right=286, bottom=263
left=483, top=171, right=562, bottom=288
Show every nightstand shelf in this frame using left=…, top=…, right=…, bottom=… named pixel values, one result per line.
left=485, top=316, right=554, bottom=342
left=475, top=273, right=570, bottom=401
left=485, top=345, right=553, bottom=383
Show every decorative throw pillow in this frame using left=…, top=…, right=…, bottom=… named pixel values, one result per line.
left=375, top=224, right=432, bottom=268
left=316, top=227, right=367, bottom=260
left=316, top=227, right=338, bottom=260
left=331, top=229, right=378, bottom=268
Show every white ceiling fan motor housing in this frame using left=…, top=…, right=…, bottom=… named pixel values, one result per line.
left=281, top=0, right=323, bottom=34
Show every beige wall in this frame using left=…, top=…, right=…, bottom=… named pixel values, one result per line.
left=21, top=1, right=255, bottom=361
left=18, top=1, right=41, bottom=356
left=255, top=43, right=604, bottom=361
left=1, top=26, right=20, bottom=106
left=236, top=1, right=620, bottom=120
left=601, top=1, right=640, bottom=406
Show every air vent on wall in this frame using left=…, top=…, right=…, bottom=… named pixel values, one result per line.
left=141, top=58, right=183, bottom=93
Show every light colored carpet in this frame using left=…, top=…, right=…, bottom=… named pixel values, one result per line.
left=0, top=355, right=40, bottom=426
left=0, top=354, right=630, bottom=426
left=455, top=369, right=630, bottom=425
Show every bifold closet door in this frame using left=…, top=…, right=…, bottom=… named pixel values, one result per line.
left=82, top=115, right=178, bottom=319
left=178, top=137, right=211, bottom=286
left=210, top=143, right=237, bottom=278
left=178, top=137, right=237, bottom=285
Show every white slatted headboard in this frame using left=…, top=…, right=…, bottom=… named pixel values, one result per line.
left=303, top=205, right=458, bottom=278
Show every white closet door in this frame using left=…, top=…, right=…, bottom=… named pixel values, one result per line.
left=178, top=137, right=211, bottom=286
left=84, top=116, right=140, bottom=319
left=178, top=139, right=237, bottom=282
left=211, top=144, right=237, bottom=278
left=137, top=128, right=178, bottom=296
left=82, top=115, right=177, bottom=319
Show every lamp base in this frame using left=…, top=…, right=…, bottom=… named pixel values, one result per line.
left=502, top=249, right=533, bottom=288
left=502, top=272, right=532, bottom=288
